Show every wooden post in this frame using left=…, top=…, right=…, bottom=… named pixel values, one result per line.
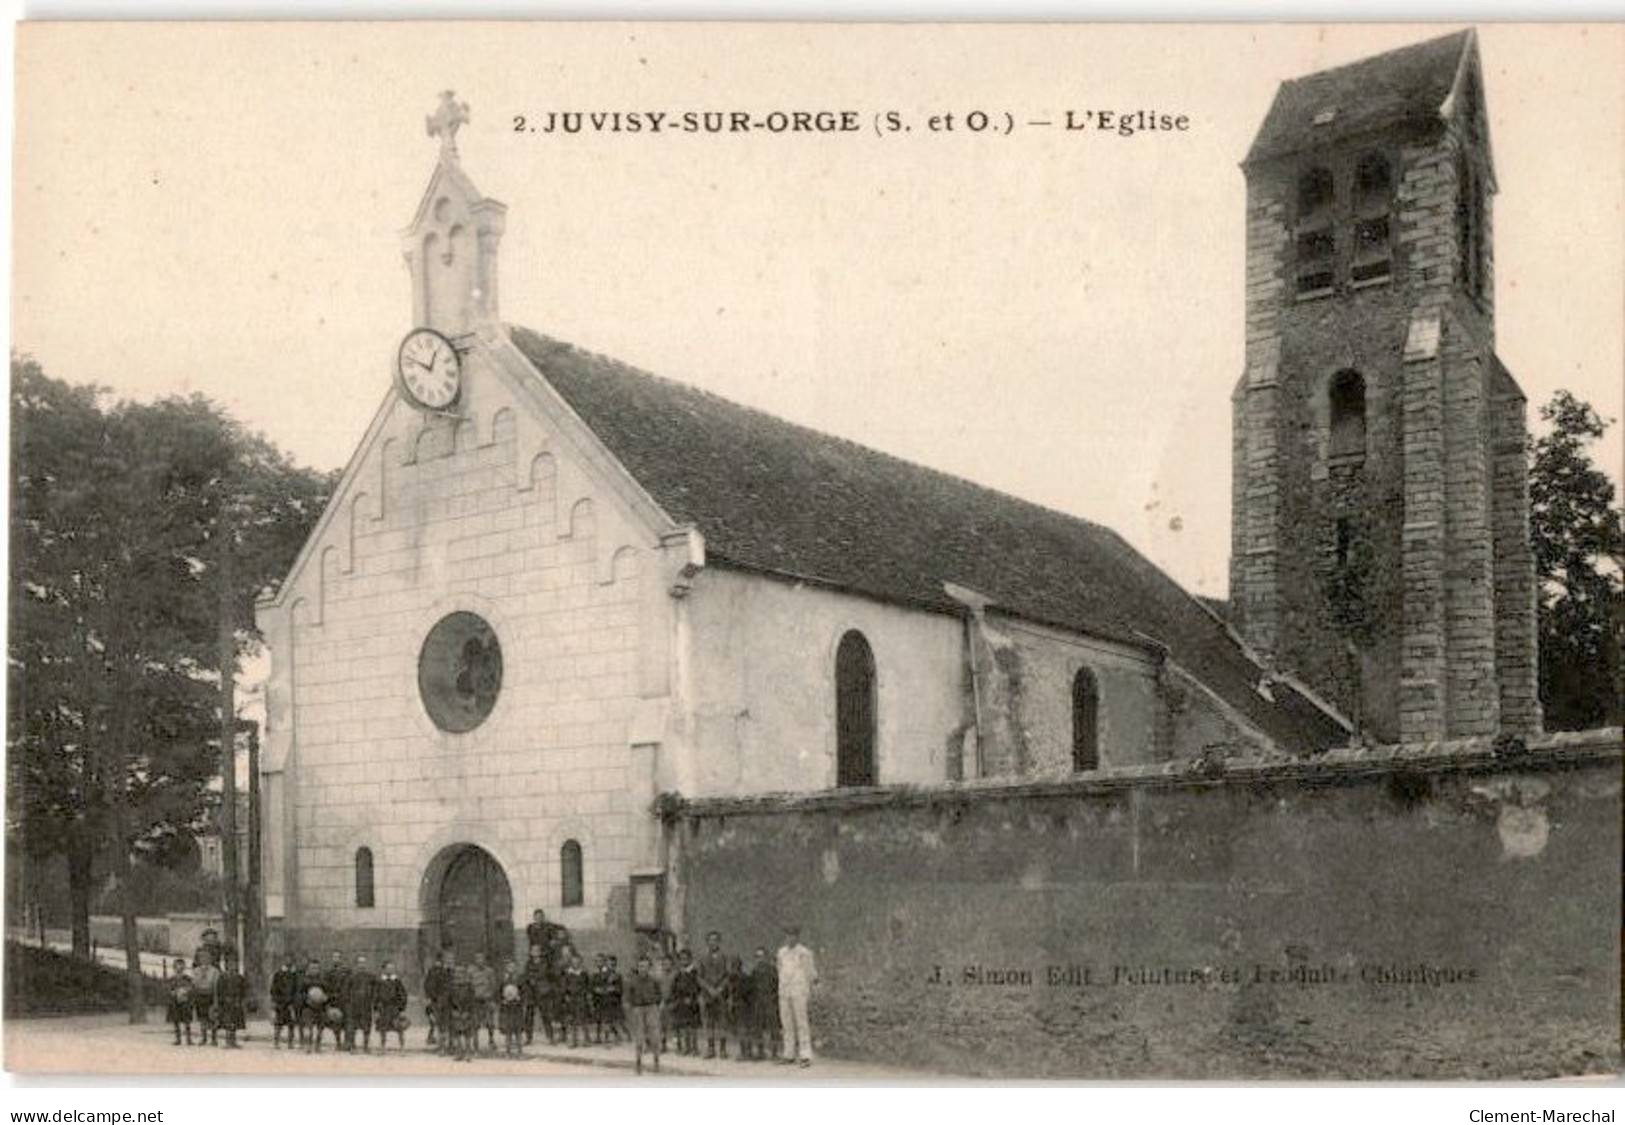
left=219, top=526, right=241, bottom=961
left=245, top=720, right=266, bottom=1006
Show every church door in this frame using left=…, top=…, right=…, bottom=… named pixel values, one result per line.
left=435, top=845, right=514, bottom=964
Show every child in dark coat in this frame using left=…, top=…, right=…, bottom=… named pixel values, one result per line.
left=745, top=946, right=780, bottom=1061
left=559, top=949, right=591, bottom=1048
left=499, top=961, right=526, bottom=1056
left=270, top=955, right=301, bottom=1049
left=374, top=960, right=409, bottom=1051
left=165, top=958, right=195, bottom=1046
left=343, top=954, right=378, bottom=1053
left=667, top=949, right=702, bottom=1056
left=301, top=957, right=330, bottom=1053
left=214, top=951, right=248, bottom=1049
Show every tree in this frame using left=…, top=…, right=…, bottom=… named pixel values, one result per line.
left=8, top=355, right=331, bottom=1018
left=1529, top=390, right=1624, bottom=731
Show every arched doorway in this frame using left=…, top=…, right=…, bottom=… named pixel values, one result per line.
left=422, top=844, right=514, bottom=964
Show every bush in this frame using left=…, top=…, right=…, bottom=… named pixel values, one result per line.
left=3, top=941, right=164, bottom=1017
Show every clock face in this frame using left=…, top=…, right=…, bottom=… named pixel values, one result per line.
left=396, top=328, right=462, bottom=410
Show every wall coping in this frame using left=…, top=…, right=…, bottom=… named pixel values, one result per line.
left=668, top=728, right=1622, bottom=820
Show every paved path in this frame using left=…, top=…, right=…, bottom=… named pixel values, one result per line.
left=5, top=1013, right=934, bottom=1081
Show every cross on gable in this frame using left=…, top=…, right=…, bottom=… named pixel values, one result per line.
left=426, top=90, right=471, bottom=161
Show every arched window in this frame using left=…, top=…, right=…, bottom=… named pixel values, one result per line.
left=560, top=840, right=583, bottom=908
left=1071, top=668, right=1100, bottom=772
left=835, top=630, right=877, bottom=787
left=354, top=847, right=375, bottom=909
left=1328, top=370, right=1367, bottom=458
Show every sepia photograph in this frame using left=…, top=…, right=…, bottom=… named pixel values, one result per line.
left=5, top=19, right=1622, bottom=1086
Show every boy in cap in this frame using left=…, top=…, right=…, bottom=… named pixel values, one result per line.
left=343, top=953, right=378, bottom=1052
left=696, top=930, right=730, bottom=1058
left=468, top=950, right=497, bottom=1053
left=301, top=956, right=330, bottom=1053
left=745, top=945, right=779, bottom=1061
left=214, top=949, right=248, bottom=1049
left=521, top=941, right=553, bottom=1046
left=270, top=954, right=301, bottom=1049
left=191, top=949, right=221, bottom=1047
left=165, top=957, right=195, bottom=1046
left=423, top=948, right=449, bottom=1050
left=667, top=948, right=701, bottom=1056
left=623, top=953, right=663, bottom=1075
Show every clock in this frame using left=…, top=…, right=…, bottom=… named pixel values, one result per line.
left=395, top=327, right=463, bottom=411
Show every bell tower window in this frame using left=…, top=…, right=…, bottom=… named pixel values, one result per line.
left=1294, top=166, right=1336, bottom=296
left=1295, top=151, right=1394, bottom=298
left=1351, top=152, right=1393, bottom=284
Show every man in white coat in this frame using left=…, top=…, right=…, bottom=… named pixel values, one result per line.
left=776, top=925, right=817, bottom=1066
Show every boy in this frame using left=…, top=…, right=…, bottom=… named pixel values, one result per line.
left=600, top=954, right=626, bottom=1044
left=655, top=952, right=676, bottom=1054
left=270, top=954, right=301, bottom=1049
left=588, top=953, right=609, bottom=1044
left=696, top=930, right=730, bottom=1058
left=423, top=949, right=449, bottom=1050
left=191, top=950, right=221, bottom=1047
left=498, top=969, right=525, bottom=1057
left=559, top=948, right=590, bottom=1048
left=374, top=959, right=409, bottom=1051
left=165, top=958, right=195, bottom=1046
left=668, top=949, right=701, bottom=1056
left=746, top=946, right=779, bottom=1062
left=448, top=956, right=477, bottom=1063
left=522, top=941, right=553, bottom=1046
left=301, top=956, right=330, bottom=1053
left=344, top=953, right=378, bottom=1053
left=214, top=950, right=248, bottom=1049
left=623, top=953, right=663, bottom=1075
left=468, top=950, right=497, bottom=1053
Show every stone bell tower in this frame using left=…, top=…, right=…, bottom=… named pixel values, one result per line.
left=402, top=91, right=507, bottom=336
left=1228, top=30, right=1540, bottom=745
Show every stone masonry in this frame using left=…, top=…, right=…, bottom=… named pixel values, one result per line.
left=1230, top=35, right=1541, bottom=743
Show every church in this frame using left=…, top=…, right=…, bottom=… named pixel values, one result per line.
left=255, top=29, right=1540, bottom=974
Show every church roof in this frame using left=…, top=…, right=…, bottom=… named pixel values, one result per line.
left=1245, top=30, right=1473, bottom=164
left=509, top=325, right=1349, bottom=753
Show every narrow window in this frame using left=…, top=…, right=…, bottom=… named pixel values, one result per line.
left=354, top=847, right=375, bottom=909
left=1295, top=166, right=1336, bottom=296
left=1351, top=152, right=1393, bottom=284
left=1456, top=153, right=1485, bottom=301
left=1072, top=668, right=1100, bottom=772
left=835, top=630, right=877, bottom=787
left=1328, top=370, right=1367, bottom=459
left=1335, top=517, right=1353, bottom=569
left=560, top=840, right=583, bottom=908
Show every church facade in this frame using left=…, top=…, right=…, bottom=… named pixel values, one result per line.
left=256, top=32, right=1539, bottom=974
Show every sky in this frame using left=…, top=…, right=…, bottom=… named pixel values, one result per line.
left=12, top=22, right=1623, bottom=598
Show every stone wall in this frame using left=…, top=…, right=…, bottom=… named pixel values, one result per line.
left=669, top=729, right=1621, bottom=1078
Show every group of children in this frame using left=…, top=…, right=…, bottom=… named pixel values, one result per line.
left=267, top=950, right=412, bottom=1053
left=660, top=934, right=784, bottom=1062
left=163, top=947, right=250, bottom=1048
left=158, top=910, right=810, bottom=1075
